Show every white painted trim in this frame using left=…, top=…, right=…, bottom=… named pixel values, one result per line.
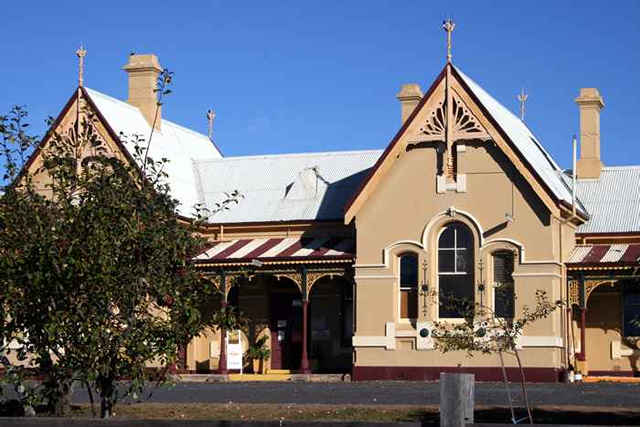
left=352, top=322, right=396, bottom=350
left=355, top=240, right=425, bottom=270
left=511, top=273, right=563, bottom=279
left=456, top=174, right=467, bottom=193
left=352, top=336, right=392, bottom=348
left=422, top=208, right=485, bottom=248
left=353, top=263, right=387, bottom=268
left=395, top=329, right=416, bottom=338
left=416, top=321, right=435, bottom=350
left=516, top=336, right=563, bottom=348
left=482, top=238, right=526, bottom=264
left=520, top=260, right=564, bottom=266
left=384, top=240, right=424, bottom=269
left=354, top=215, right=561, bottom=269
left=611, top=340, right=639, bottom=359
left=355, top=259, right=564, bottom=269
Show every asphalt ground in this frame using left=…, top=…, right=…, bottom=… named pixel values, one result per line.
left=69, top=381, right=640, bottom=408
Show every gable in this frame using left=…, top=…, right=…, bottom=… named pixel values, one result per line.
left=344, top=64, right=588, bottom=224
left=22, top=86, right=223, bottom=217
left=21, top=88, right=135, bottom=192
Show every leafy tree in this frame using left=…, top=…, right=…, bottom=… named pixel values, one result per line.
left=433, top=289, right=562, bottom=424
left=0, top=72, right=240, bottom=417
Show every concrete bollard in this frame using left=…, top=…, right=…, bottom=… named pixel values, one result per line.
left=440, top=372, right=474, bottom=427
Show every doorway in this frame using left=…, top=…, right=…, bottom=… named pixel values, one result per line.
left=308, top=276, right=353, bottom=373
left=269, top=279, right=302, bottom=371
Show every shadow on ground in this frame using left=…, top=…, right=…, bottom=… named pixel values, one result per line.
left=399, top=407, right=640, bottom=425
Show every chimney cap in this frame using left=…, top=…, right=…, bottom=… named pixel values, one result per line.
left=575, top=87, right=604, bottom=109
left=122, top=53, right=163, bottom=73
left=396, top=83, right=423, bottom=101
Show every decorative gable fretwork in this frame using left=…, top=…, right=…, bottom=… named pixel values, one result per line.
left=450, top=95, right=491, bottom=142
left=410, top=93, right=491, bottom=145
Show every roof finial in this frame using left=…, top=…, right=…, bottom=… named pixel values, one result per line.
left=207, top=109, right=216, bottom=141
left=517, top=88, right=528, bottom=121
left=442, top=19, right=456, bottom=63
left=75, top=44, right=87, bottom=87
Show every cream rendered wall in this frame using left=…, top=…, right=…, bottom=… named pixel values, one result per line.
left=353, top=134, right=571, bottom=369
left=585, top=290, right=640, bottom=373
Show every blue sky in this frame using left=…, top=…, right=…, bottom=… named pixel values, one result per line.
left=1, top=1, right=638, bottom=168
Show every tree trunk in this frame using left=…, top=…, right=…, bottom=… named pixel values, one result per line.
left=100, top=396, right=113, bottom=419
left=98, top=376, right=116, bottom=419
left=514, top=348, right=533, bottom=424
left=52, top=381, right=74, bottom=417
left=498, top=351, right=516, bottom=424
left=40, top=357, right=74, bottom=417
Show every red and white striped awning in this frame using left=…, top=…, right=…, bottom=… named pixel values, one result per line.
left=194, top=236, right=355, bottom=264
left=567, top=244, right=640, bottom=267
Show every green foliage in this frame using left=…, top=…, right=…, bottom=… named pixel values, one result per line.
left=432, top=290, right=562, bottom=355
left=0, top=78, right=241, bottom=417
left=210, top=304, right=245, bottom=332
left=246, top=335, right=270, bottom=361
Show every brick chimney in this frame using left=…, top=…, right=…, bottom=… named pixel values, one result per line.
left=575, top=88, right=605, bottom=179
left=123, top=54, right=163, bottom=130
left=396, top=83, right=423, bottom=124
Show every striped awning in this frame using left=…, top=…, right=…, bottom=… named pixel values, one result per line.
left=194, top=236, right=355, bottom=264
left=567, top=244, right=640, bottom=267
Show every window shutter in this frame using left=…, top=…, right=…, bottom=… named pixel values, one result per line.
left=493, top=252, right=514, bottom=284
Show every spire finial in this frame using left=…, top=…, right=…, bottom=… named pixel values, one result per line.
left=75, top=44, right=87, bottom=87
left=442, top=19, right=456, bottom=63
left=517, top=88, right=528, bottom=121
left=206, top=109, right=216, bottom=141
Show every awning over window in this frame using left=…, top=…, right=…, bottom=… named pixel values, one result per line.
left=194, top=236, right=355, bottom=265
left=567, top=244, right=640, bottom=268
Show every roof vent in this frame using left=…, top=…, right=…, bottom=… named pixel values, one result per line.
left=284, top=167, right=328, bottom=200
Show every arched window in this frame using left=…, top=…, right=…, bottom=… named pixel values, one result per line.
left=438, top=222, right=474, bottom=318
left=399, top=253, right=418, bottom=319
left=493, top=251, right=515, bottom=318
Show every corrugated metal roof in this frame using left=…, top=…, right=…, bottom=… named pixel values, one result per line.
left=567, top=243, right=640, bottom=265
left=84, top=88, right=222, bottom=216
left=576, top=166, right=640, bottom=234
left=193, top=150, right=382, bottom=223
left=454, top=66, right=586, bottom=216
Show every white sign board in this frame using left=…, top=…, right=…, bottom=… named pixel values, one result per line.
left=226, top=330, right=243, bottom=372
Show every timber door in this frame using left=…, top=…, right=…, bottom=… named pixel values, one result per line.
left=269, top=292, right=302, bottom=370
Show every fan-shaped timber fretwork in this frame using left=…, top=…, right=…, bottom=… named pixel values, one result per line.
left=450, top=95, right=491, bottom=142
left=410, top=94, right=490, bottom=144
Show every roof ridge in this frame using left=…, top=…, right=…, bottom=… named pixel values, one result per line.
left=452, top=66, right=563, bottom=174
left=601, top=165, right=640, bottom=170
left=86, top=87, right=213, bottom=142
left=162, top=118, right=209, bottom=140
left=194, top=148, right=384, bottom=164
left=84, top=87, right=139, bottom=112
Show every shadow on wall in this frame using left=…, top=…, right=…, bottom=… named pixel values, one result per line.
left=586, top=283, right=640, bottom=376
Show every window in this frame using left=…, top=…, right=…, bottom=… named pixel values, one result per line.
left=493, top=251, right=515, bottom=318
left=399, top=253, right=418, bottom=319
left=438, top=222, right=474, bottom=318
left=623, top=282, right=640, bottom=337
